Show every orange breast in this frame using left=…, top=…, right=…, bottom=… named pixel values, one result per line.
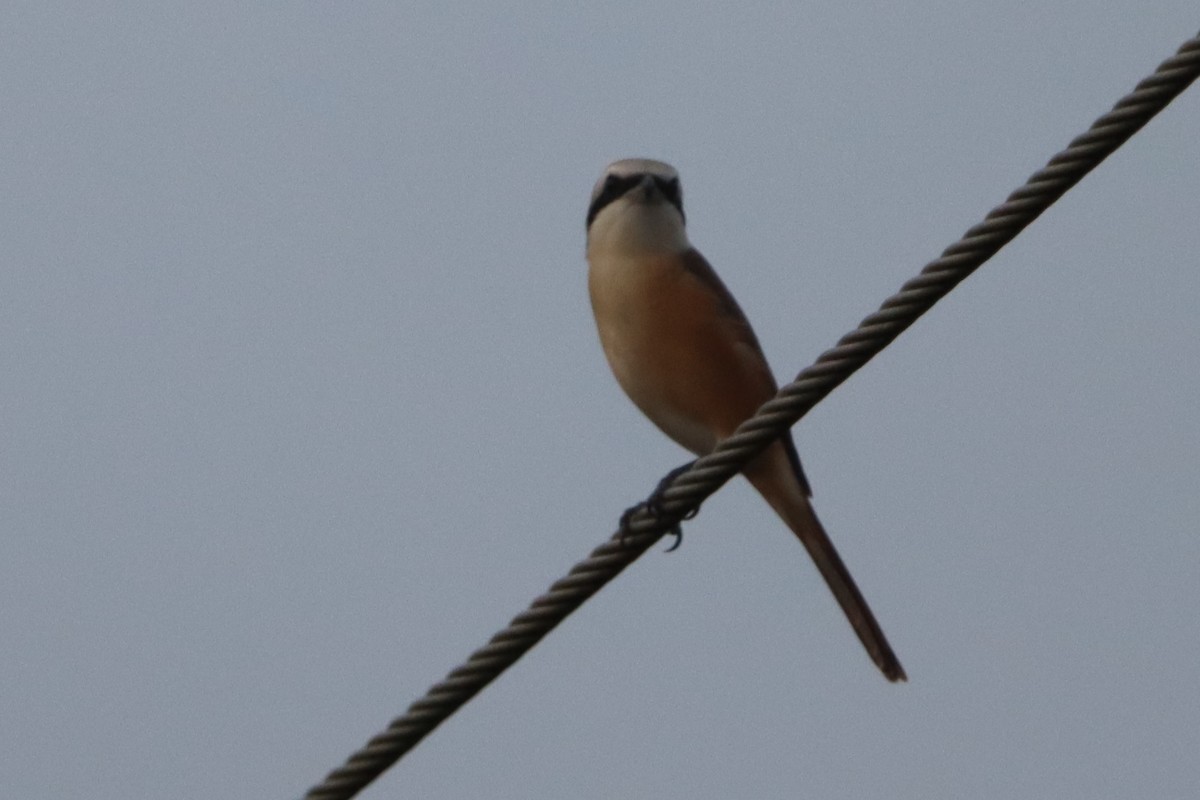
left=589, top=252, right=778, bottom=454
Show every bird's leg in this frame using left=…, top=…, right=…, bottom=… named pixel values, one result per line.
left=617, top=460, right=700, bottom=552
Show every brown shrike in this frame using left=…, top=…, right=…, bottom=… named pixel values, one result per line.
left=586, top=158, right=905, bottom=682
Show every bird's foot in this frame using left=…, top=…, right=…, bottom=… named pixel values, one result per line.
left=617, top=461, right=699, bottom=552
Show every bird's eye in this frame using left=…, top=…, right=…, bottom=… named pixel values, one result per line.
left=656, top=177, right=681, bottom=203
left=653, top=176, right=683, bottom=220
left=588, top=173, right=642, bottom=227
left=601, top=174, right=641, bottom=198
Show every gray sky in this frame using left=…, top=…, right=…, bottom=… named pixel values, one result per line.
left=3, top=4, right=1198, bottom=799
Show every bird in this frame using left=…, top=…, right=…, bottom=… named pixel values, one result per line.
left=585, top=158, right=905, bottom=682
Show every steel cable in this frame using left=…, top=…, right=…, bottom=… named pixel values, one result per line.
left=303, top=30, right=1200, bottom=800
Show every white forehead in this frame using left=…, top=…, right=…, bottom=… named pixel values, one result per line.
left=590, top=158, right=680, bottom=202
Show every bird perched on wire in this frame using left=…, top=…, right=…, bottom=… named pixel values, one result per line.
left=585, top=158, right=905, bottom=682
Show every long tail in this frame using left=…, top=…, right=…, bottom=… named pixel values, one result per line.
left=746, top=443, right=907, bottom=682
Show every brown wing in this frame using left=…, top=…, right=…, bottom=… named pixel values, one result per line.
left=680, top=249, right=812, bottom=496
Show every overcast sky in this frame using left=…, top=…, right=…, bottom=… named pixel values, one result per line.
left=3, top=5, right=1198, bottom=799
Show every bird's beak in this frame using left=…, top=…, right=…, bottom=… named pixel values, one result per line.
left=636, top=174, right=660, bottom=200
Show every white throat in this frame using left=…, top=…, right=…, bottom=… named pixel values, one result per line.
left=586, top=196, right=690, bottom=258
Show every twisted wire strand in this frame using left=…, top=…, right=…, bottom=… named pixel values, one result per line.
left=303, top=31, right=1200, bottom=800
left=647, top=31, right=1200, bottom=522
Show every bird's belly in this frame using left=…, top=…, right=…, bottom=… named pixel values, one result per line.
left=589, top=254, right=734, bottom=455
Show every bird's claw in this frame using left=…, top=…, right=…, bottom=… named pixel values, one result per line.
left=616, top=460, right=699, bottom=552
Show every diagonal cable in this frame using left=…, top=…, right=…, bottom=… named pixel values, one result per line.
left=302, top=30, right=1200, bottom=800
